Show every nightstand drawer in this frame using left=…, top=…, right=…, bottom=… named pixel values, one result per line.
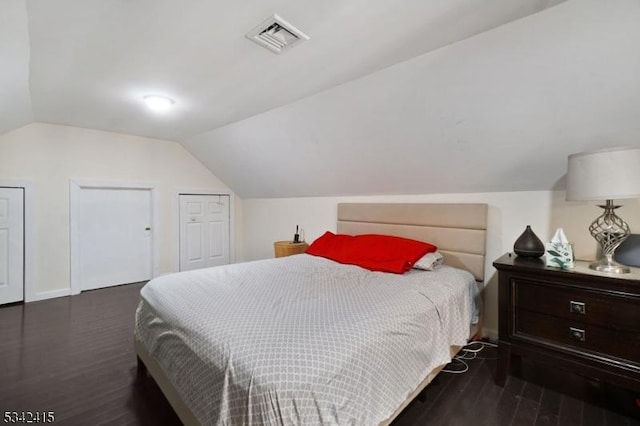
left=514, top=310, right=640, bottom=362
left=514, top=278, right=640, bottom=333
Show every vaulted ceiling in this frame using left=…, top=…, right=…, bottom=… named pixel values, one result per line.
left=3, top=0, right=640, bottom=198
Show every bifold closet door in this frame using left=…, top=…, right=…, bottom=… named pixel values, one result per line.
left=179, top=194, right=230, bottom=271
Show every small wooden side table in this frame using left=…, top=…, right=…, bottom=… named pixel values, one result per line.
left=274, top=241, right=309, bottom=258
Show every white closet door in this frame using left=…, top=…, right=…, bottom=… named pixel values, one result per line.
left=78, top=187, right=152, bottom=290
left=0, top=188, right=24, bottom=304
left=179, top=195, right=230, bottom=271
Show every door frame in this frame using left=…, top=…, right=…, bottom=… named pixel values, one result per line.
left=0, top=180, right=35, bottom=302
left=70, top=179, right=159, bottom=295
left=173, top=188, right=235, bottom=272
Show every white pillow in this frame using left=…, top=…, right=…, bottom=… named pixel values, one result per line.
left=413, top=251, right=444, bottom=271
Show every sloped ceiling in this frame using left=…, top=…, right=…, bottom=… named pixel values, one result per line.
left=0, top=0, right=32, bottom=135
left=6, top=0, right=640, bottom=199
left=4, top=0, right=565, bottom=141
left=185, top=0, right=640, bottom=198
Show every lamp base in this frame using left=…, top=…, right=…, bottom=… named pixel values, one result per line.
left=589, top=258, right=630, bottom=274
left=588, top=200, right=631, bottom=274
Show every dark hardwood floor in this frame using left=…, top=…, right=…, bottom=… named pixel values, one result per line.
left=1, top=282, right=638, bottom=425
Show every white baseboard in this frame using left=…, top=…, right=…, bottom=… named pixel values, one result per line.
left=29, top=288, right=72, bottom=302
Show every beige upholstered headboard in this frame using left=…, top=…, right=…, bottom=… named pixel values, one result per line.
left=337, top=203, right=488, bottom=282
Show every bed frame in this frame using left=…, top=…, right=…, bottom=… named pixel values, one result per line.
left=135, top=202, right=488, bottom=426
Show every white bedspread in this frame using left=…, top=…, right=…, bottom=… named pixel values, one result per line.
left=135, top=254, right=477, bottom=425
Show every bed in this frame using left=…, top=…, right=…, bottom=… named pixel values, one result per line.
left=134, top=203, right=488, bottom=425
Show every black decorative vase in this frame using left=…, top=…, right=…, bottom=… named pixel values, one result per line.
left=513, top=225, right=545, bottom=258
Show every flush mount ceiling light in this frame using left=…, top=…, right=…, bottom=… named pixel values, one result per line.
left=246, top=14, right=310, bottom=54
left=143, top=95, right=175, bottom=112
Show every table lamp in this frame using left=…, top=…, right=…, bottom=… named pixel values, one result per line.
left=566, top=147, right=640, bottom=273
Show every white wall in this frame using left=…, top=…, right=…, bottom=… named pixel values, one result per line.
left=242, top=192, right=640, bottom=338
left=0, top=122, right=241, bottom=300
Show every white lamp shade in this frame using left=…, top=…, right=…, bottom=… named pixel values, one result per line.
left=566, top=147, right=640, bottom=201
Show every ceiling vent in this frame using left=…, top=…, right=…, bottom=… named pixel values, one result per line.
left=246, top=14, right=310, bottom=54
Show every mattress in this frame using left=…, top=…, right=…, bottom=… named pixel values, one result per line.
left=135, top=254, right=478, bottom=425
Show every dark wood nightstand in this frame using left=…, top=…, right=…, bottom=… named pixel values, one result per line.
left=493, top=253, right=640, bottom=392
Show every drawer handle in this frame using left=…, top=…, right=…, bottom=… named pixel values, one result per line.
left=569, top=301, right=586, bottom=315
left=569, top=327, right=586, bottom=342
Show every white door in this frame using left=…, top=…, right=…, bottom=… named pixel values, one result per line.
left=0, top=188, right=24, bottom=304
left=78, top=187, right=152, bottom=291
left=180, top=195, right=230, bottom=271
